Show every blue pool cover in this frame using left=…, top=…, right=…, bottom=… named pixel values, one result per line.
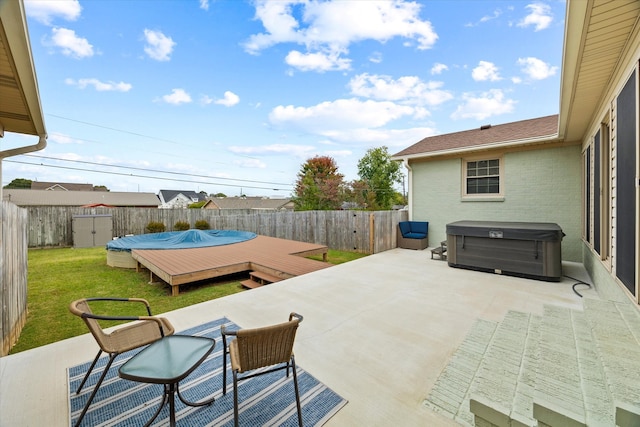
left=106, top=229, right=257, bottom=251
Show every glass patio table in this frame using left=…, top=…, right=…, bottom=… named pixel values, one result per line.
left=118, top=335, right=216, bottom=427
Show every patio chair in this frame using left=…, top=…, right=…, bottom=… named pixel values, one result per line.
left=68, top=297, right=175, bottom=427
left=221, top=313, right=304, bottom=427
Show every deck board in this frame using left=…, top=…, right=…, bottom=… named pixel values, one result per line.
left=131, top=235, right=330, bottom=295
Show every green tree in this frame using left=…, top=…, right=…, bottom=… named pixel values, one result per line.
left=356, top=146, right=403, bottom=210
left=3, top=178, right=32, bottom=189
left=293, top=156, right=345, bottom=210
left=93, top=185, right=110, bottom=191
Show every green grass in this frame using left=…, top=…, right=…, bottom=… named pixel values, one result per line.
left=10, top=247, right=367, bottom=354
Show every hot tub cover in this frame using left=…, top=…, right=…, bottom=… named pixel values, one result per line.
left=106, top=229, right=257, bottom=251
left=446, top=221, right=564, bottom=241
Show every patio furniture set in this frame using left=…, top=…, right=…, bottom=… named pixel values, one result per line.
left=69, top=298, right=304, bottom=427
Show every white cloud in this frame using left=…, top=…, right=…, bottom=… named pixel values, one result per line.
left=199, top=0, right=210, bottom=11
left=517, top=57, right=558, bottom=80
left=234, top=159, right=267, bottom=168
left=244, top=0, right=437, bottom=72
left=229, top=144, right=317, bottom=158
left=472, top=61, right=501, bottom=82
left=285, top=49, right=351, bottom=72
left=143, top=29, right=176, bottom=61
left=369, top=52, right=383, bottom=64
left=25, top=0, right=81, bottom=25
left=215, top=91, right=240, bottom=107
left=431, top=63, right=448, bottom=75
left=320, top=127, right=437, bottom=147
left=324, top=149, right=352, bottom=157
left=49, top=27, right=94, bottom=58
left=451, top=89, right=516, bottom=120
left=161, top=88, right=192, bottom=105
left=518, top=2, right=552, bottom=31
left=49, top=132, right=83, bottom=144
left=65, top=78, right=132, bottom=92
left=348, top=73, right=452, bottom=106
left=269, top=98, right=415, bottom=132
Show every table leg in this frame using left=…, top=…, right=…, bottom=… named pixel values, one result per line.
left=143, top=385, right=169, bottom=427
left=169, top=383, right=176, bottom=427
left=176, top=382, right=216, bottom=407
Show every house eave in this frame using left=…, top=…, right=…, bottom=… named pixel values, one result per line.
left=0, top=0, right=47, bottom=158
left=392, top=133, right=563, bottom=163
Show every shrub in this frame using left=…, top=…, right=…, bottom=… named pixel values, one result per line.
left=145, top=221, right=166, bottom=233
left=195, top=219, right=210, bottom=230
left=174, top=221, right=190, bottom=231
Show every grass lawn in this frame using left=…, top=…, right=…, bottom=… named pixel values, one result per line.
left=10, top=247, right=367, bottom=354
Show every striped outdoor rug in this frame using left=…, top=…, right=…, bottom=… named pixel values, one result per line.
left=68, top=317, right=347, bottom=426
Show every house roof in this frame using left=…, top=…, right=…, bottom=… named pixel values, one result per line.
left=559, top=0, right=640, bottom=142
left=204, top=197, right=293, bottom=210
left=158, top=190, right=206, bottom=204
left=3, top=189, right=160, bottom=207
left=0, top=0, right=47, bottom=155
left=392, top=115, right=560, bottom=160
left=30, top=182, right=97, bottom=191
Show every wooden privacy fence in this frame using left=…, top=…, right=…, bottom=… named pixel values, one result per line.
left=1, top=201, right=28, bottom=356
left=25, top=207, right=409, bottom=254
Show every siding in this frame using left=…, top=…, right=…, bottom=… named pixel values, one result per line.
left=411, top=144, right=583, bottom=262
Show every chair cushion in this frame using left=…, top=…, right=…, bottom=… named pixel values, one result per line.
left=399, top=221, right=428, bottom=239
left=409, top=221, right=428, bottom=235
left=398, top=222, right=412, bottom=237
left=404, top=232, right=427, bottom=239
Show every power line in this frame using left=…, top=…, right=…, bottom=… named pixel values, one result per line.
left=4, top=159, right=292, bottom=192
left=24, top=154, right=293, bottom=186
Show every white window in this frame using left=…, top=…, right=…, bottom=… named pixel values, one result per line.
left=463, top=157, right=503, bottom=197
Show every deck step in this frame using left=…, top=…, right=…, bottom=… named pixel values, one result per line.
left=249, top=270, right=282, bottom=285
left=240, top=279, right=263, bottom=289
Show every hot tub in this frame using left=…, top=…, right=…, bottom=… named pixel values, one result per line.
left=446, top=221, right=564, bottom=281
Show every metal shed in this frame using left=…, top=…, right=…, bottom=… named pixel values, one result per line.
left=72, top=214, right=113, bottom=248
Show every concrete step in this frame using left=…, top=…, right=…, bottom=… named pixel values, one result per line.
left=469, top=310, right=540, bottom=427
left=424, top=318, right=498, bottom=426
left=427, top=298, right=640, bottom=427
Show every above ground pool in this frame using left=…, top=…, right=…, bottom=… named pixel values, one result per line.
left=106, top=229, right=257, bottom=268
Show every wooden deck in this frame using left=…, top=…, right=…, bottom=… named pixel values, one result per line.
left=131, top=235, right=330, bottom=296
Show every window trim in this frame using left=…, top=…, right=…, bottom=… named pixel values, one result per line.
left=461, top=155, right=505, bottom=200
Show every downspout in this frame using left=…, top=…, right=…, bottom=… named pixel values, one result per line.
left=402, top=158, right=413, bottom=221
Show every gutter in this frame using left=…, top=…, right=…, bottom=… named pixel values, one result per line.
left=0, top=131, right=47, bottom=160
left=401, top=159, right=413, bottom=221
left=0, top=0, right=47, bottom=160
left=392, top=133, right=562, bottom=163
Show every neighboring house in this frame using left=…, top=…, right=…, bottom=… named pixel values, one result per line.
left=158, top=189, right=206, bottom=209
left=30, top=181, right=107, bottom=191
left=3, top=189, right=160, bottom=207
left=203, top=196, right=294, bottom=211
left=393, top=0, right=640, bottom=304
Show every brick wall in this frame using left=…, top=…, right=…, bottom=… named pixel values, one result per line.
left=410, top=143, right=582, bottom=262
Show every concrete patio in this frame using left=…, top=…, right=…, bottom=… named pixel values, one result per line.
left=0, top=248, right=605, bottom=426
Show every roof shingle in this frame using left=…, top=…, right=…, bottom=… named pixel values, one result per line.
left=393, top=115, right=559, bottom=158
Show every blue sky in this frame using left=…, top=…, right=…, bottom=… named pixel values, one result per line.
left=3, top=0, right=566, bottom=197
